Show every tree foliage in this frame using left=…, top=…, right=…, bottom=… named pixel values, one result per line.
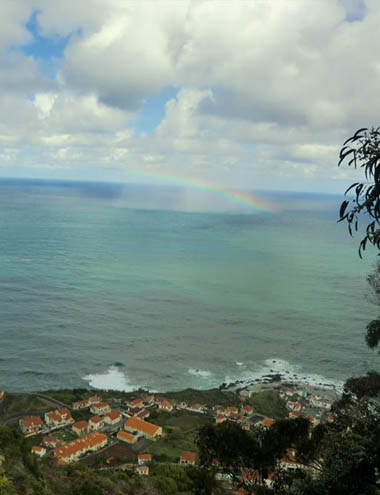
left=338, top=127, right=380, bottom=257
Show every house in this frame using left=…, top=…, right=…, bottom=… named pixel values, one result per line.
left=216, top=415, right=227, bottom=424
left=259, top=417, right=275, bottom=428
left=117, top=431, right=137, bottom=444
left=287, top=401, right=302, bottom=412
left=226, top=406, right=239, bottom=416
left=279, top=449, right=303, bottom=471
left=241, top=421, right=251, bottom=431
left=136, top=465, right=149, bottom=475
left=143, top=395, right=155, bottom=406
left=90, top=402, right=111, bottom=415
left=72, top=421, right=89, bottom=436
left=215, top=406, right=227, bottom=416
left=103, top=411, right=122, bottom=425
left=45, top=408, right=74, bottom=428
left=53, top=432, right=107, bottom=464
left=42, top=436, right=62, bottom=448
left=88, top=396, right=101, bottom=405
left=124, top=416, right=162, bottom=440
left=187, top=402, right=205, bottom=414
left=179, top=451, right=196, bottom=466
left=89, top=415, right=104, bottom=431
left=72, top=399, right=90, bottom=410
left=230, top=412, right=244, bottom=421
left=19, top=416, right=43, bottom=435
left=136, top=408, right=150, bottom=420
left=138, top=454, right=152, bottom=465
left=128, top=398, right=144, bottom=409
left=0, top=390, right=4, bottom=400
left=241, top=405, right=255, bottom=416
left=31, top=446, right=46, bottom=457
left=158, top=400, right=173, bottom=412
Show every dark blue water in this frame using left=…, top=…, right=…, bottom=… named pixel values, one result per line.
left=0, top=180, right=377, bottom=392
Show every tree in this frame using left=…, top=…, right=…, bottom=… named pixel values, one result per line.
left=338, top=127, right=380, bottom=257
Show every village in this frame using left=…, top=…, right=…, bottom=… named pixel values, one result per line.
left=0, top=382, right=337, bottom=492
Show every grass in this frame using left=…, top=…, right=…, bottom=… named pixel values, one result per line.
left=163, top=388, right=238, bottom=407
left=0, top=394, right=50, bottom=420
left=145, top=410, right=212, bottom=462
left=247, top=390, right=288, bottom=419
left=54, top=430, right=77, bottom=442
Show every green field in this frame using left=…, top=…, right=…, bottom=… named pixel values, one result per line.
left=146, top=410, right=212, bottom=462
left=163, top=387, right=237, bottom=407
left=0, top=394, right=50, bottom=420
left=247, top=390, right=288, bottom=419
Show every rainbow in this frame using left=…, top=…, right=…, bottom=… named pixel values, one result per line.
left=125, top=170, right=280, bottom=212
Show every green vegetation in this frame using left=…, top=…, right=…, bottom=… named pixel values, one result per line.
left=146, top=411, right=212, bottom=462
left=40, top=388, right=136, bottom=405
left=247, top=390, right=288, bottom=419
left=0, top=394, right=50, bottom=420
left=163, top=388, right=237, bottom=407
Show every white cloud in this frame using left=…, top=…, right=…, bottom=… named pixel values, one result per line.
left=0, top=0, right=379, bottom=191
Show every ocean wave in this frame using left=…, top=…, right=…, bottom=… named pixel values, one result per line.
left=235, top=362, right=245, bottom=366
left=82, top=365, right=136, bottom=392
left=225, top=358, right=344, bottom=393
left=188, top=368, right=213, bottom=378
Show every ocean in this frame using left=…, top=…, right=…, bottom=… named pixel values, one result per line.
left=0, top=179, right=378, bottom=393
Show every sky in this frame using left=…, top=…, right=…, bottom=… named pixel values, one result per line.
left=0, top=0, right=378, bottom=193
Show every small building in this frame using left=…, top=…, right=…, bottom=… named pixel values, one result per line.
left=128, top=398, right=144, bottom=409
left=103, top=411, right=122, bottom=425
left=241, top=421, right=251, bottom=431
left=241, top=404, right=255, bottom=416
left=45, top=408, right=74, bottom=428
left=143, top=394, right=155, bottom=406
left=159, top=400, right=173, bottom=412
left=226, top=406, right=239, bottom=416
left=72, top=399, right=90, bottom=410
left=53, top=432, right=107, bottom=464
left=138, top=454, right=152, bottom=465
left=216, top=415, right=227, bottom=424
left=42, top=436, right=62, bottom=448
left=136, top=465, right=149, bottom=475
left=19, top=416, right=43, bottom=435
left=89, top=415, right=104, bottom=431
left=31, top=446, right=46, bottom=457
left=124, top=416, right=162, bottom=440
left=90, top=402, right=111, bottom=415
left=72, top=421, right=89, bottom=436
left=179, top=451, right=196, bottom=466
left=117, top=431, right=137, bottom=444
left=0, top=390, right=4, bottom=400
left=187, top=402, right=205, bottom=414
left=88, top=396, right=101, bottom=405
left=259, top=417, right=275, bottom=428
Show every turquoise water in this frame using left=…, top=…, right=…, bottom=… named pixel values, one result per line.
left=0, top=180, right=378, bottom=392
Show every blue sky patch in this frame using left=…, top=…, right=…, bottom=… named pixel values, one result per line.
left=20, top=9, right=71, bottom=78
left=133, top=86, right=178, bottom=136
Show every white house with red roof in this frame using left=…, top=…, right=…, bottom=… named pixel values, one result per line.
left=158, top=400, right=173, bottom=412
left=136, top=465, right=149, bottom=475
left=45, top=408, right=74, bottom=428
left=138, top=454, right=152, bottom=465
left=103, top=411, right=122, bottom=425
left=90, top=402, right=111, bottom=415
left=89, top=415, right=104, bottom=431
left=31, top=446, right=46, bottom=457
left=19, top=416, right=43, bottom=435
left=72, top=399, right=90, bottom=410
left=72, top=421, right=89, bottom=436
left=179, top=451, right=196, bottom=466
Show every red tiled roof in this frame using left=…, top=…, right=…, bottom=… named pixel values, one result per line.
left=104, top=411, right=121, bottom=421
left=32, top=446, right=44, bottom=453
left=89, top=415, right=103, bottom=424
left=73, top=421, right=88, bottom=430
left=138, top=454, right=152, bottom=461
left=180, top=451, right=196, bottom=462
left=262, top=417, right=275, bottom=427
left=21, top=416, right=42, bottom=427
left=117, top=431, right=136, bottom=442
left=124, top=416, right=161, bottom=436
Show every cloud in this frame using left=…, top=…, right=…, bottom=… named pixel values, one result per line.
left=0, top=0, right=379, bottom=192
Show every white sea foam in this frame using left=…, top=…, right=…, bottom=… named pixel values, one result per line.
left=225, top=358, right=344, bottom=394
left=82, top=365, right=136, bottom=391
left=188, top=368, right=213, bottom=378
left=236, top=362, right=245, bottom=366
